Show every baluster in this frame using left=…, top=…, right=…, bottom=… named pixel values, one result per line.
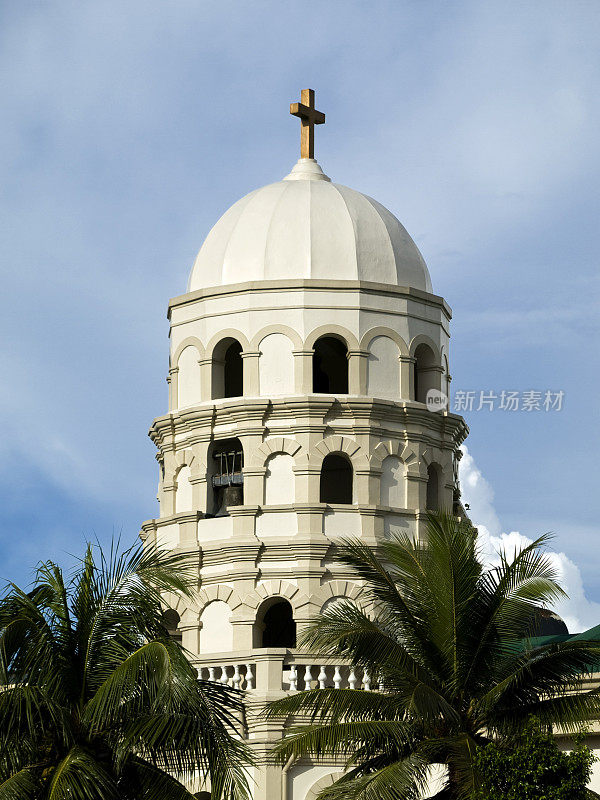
left=363, top=668, right=371, bottom=691
left=289, top=663, right=298, bottom=692
left=333, top=665, right=342, bottom=689
left=378, top=673, right=385, bottom=692
left=232, top=664, right=241, bottom=689
left=220, top=664, right=229, bottom=684
left=208, top=666, right=216, bottom=682
left=348, top=666, right=357, bottom=689
left=245, top=663, right=254, bottom=690
left=318, top=664, right=327, bottom=689
left=303, top=664, right=313, bottom=691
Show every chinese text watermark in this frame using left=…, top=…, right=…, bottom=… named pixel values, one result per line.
left=425, top=389, right=565, bottom=413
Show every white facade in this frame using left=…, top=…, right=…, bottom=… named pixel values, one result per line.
left=141, top=156, right=468, bottom=798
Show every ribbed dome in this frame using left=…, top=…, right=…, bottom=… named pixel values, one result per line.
left=188, top=159, right=432, bottom=293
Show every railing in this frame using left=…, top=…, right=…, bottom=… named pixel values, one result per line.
left=193, top=649, right=380, bottom=693
left=283, top=661, right=377, bottom=691
left=197, top=662, right=255, bottom=690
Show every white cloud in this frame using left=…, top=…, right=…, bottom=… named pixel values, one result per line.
left=459, top=445, right=600, bottom=633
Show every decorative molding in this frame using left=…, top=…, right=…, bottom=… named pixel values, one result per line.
left=304, top=324, right=360, bottom=351
left=250, top=324, right=303, bottom=350
left=171, top=336, right=205, bottom=365
left=196, top=584, right=244, bottom=614
left=359, top=326, right=409, bottom=356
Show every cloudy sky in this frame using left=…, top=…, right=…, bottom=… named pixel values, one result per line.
left=1, top=1, right=599, bottom=628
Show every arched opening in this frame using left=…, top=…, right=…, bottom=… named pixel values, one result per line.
left=413, top=343, right=438, bottom=403
left=255, top=598, right=296, bottom=648
left=207, top=438, right=244, bottom=516
left=426, top=463, right=442, bottom=511
left=211, top=337, right=243, bottom=399
left=320, top=453, right=353, bottom=504
left=312, top=336, right=348, bottom=394
left=161, top=608, right=182, bottom=645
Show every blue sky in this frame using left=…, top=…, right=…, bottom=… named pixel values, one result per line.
left=1, top=1, right=599, bottom=626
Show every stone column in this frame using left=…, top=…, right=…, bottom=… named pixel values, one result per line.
left=293, top=349, right=314, bottom=394
left=347, top=349, right=369, bottom=395
left=199, top=357, right=213, bottom=401
left=168, top=366, right=178, bottom=410
left=400, top=355, right=415, bottom=400
left=242, top=350, right=261, bottom=396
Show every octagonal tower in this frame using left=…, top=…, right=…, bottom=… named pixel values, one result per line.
left=141, top=94, right=468, bottom=799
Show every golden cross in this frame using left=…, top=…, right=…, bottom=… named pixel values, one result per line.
left=290, top=89, right=325, bottom=159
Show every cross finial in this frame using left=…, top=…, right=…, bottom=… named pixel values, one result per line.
left=290, top=89, right=325, bottom=160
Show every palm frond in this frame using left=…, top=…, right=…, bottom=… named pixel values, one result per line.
left=0, top=767, right=40, bottom=800
left=47, top=746, right=119, bottom=800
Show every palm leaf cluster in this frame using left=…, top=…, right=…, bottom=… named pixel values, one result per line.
left=267, top=511, right=600, bottom=800
left=0, top=541, right=251, bottom=800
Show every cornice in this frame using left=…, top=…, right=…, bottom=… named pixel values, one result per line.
left=148, top=397, right=469, bottom=449
left=167, top=279, right=452, bottom=320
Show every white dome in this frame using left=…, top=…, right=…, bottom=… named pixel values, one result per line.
left=188, top=159, right=432, bottom=293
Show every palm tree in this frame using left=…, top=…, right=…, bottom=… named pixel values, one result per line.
left=0, top=540, right=252, bottom=800
left=267, top=512, right=600, bottom=800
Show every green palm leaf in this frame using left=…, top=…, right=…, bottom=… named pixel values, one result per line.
left=267, top=511, right=599, bottom=800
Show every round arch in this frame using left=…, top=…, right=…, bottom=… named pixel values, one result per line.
left=360, top=326, right=408, bottom=356
left=254, top=436, right=303, bottom=467
left=408, top=333, right=440, bottom=361
left=304, top=324, right=359, bottom=351
left=171, top=335, right=206, bottom=366
left=205, top=329, right=250, bottom=355
left=311, top=435, right=369, bottom=471
left=305, top=773, right=345, bottom=800
left=250, top=324, right=303, bottom=351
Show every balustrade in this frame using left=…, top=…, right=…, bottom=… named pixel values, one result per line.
left=194, top=651, right=378, bottom=693
left=198, top=661, right=255, bottom=690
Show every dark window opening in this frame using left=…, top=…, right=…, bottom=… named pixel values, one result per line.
left=413, top=343, right=438, bottom=403
left=320, top=453, right=353, bottom=504
left=313, top=336, right=348, bottom=393
left=212, top=338, right=243, bottom=399
left=224, top=341, right=243, bottom=397
left=259, top=600, right=296, bottom=648
left=207, top=438, right=244, bottom=516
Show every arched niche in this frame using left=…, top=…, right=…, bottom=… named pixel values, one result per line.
left=211, top=337, right=243, bottom=399
left=313, top=336, right=348, bottom=394
left=380, top=455, right=404, bottom=508
left=254, top=598, right=296, bottom=648
left=413, top=342, right=439, bottom=403
left=259, top=333, right=294, bottom=396
left=426, top=463, right=442, bottom=511
left=264, top=452, right=294, bottom=505
left=199, top=600, right=233, bottom=654
left=367, top=335, right=400, bottom=399
left=175, top=465, right=193, bottom=513
left=320, top=453, right=353, bottom=504
left=177, top=345, right=201, bottom=408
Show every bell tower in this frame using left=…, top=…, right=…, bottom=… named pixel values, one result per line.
left=141, top=91, right=468, bottom=799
